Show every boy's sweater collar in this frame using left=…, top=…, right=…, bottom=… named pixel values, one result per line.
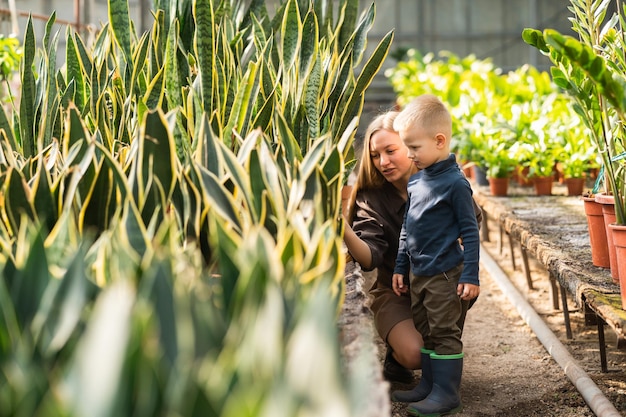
left=422, top=153, right=456, bottom=177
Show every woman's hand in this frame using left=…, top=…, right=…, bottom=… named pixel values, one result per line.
left=342, top=220, right=373, bottom=269
left=392, top=273, right=409, bottom=296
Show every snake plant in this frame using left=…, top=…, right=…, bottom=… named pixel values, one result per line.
left=0, top=0, right=392, bottom=415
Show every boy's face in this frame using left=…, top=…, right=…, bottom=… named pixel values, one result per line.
left=400, top=125, right=448, bottom=170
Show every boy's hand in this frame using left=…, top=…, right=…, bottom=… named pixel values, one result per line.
left=392, top=273, right=409, bottom=296
left=457, top=283, right=480, bottom=300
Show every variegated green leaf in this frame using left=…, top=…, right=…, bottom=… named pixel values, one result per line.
left=164, top=21, right=183, bottom=110
left=224, top=61, right=259, bottom=144
left=304, top=56, right=322, bottom=140
left=299, top=9, right=318, bottom=75
left=196, top=165, right=242, bottom=232
left=129, top=32, right=150, bottom=97
left=108, top=0, right=133, bottom=65
left=335, top=30, right=393, bottom=137
left=194, top=0, right=215, bottom=112
left=19, top=18, right=36, bottom=158
left=281, top=0, right=301, bottom=71
left=274, top=111, right=302, bottom=163
left=337, top=0, right=359, bottom=50
left=7, top=226, right=49, bottom=326
left=4, top=168, right=36, bottom=234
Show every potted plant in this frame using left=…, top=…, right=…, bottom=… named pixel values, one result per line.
left=523, top=0, right=624, bottom=218
left=481, top=136, right=516, bottom=196
left=523, top=0, right=626, bottom=299
left=556, top=121, right=598, bottom=196
left=523, top=134, right=558, bottom=196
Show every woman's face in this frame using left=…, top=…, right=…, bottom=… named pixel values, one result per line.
left=369, top=129, right=414, bottom=185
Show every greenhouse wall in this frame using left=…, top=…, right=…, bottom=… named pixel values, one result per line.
left=0, top=0, right=600, bottom=104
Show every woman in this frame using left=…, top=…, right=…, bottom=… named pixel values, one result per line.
left=343, top=111, right=482, bottom=383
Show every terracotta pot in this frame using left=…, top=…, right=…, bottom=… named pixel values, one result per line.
left=488, top=177, right=509, bottom=196
left=564, top=177, right=585, bottom=197
left=595, top=193, right=619, bottom=282
left=533, top=175, right=553, bottom=196
left=582, top=196, right=611, bottom=268
left=608, top=223, right=626, bottom=309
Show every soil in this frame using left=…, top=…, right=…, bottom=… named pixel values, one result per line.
left=341, top=207, right=626, bottom=416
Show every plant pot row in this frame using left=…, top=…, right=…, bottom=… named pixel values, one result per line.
left=486, top=175, right=582, bottom=197
left=478, top=165, right=586, bottom=197
left=583, top=193, right=626, bottom=309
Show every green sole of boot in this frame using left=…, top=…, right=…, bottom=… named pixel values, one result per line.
left=407, top=405, right=463, bottom=417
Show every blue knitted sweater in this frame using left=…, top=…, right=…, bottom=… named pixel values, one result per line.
left=393, top=154, right=480, bottom=285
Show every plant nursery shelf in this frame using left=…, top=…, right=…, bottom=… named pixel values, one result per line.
left=471, top=182, right=626, bottom=372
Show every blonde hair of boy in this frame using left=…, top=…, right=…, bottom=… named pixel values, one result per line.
left=393, top=94, right=452, bottom=147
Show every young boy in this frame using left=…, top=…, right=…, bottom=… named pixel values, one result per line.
left=390, top=94, right=480, bottom=416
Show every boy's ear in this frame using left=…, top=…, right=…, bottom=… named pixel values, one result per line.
left=435, top=133, right=447, bottom=148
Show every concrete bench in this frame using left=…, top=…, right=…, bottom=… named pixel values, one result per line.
left=471, top=182, right=626, bottom=372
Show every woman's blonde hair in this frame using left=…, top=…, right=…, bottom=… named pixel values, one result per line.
left=346, top=111, right=400, bottom=223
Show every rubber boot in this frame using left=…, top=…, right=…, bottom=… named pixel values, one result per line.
left=383, top=347, right=414, bottom=384
left=407, top=352, right=464, bottom=417
left=391, top=348, right=434, bottom=402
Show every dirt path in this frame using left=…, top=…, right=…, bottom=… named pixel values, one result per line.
left=371, top=217, right=626, bottom=416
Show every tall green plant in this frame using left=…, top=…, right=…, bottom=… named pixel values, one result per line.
left=523, top=0, right=626, bottom=224
left=0, top=0, right=392, bottom=415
